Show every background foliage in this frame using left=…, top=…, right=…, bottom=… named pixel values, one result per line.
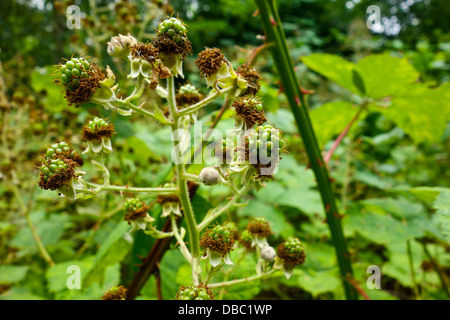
left=0, top=0, right=449, bottom=300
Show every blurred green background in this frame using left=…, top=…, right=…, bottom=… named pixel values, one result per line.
left=0, top=0, right=449, bottom=300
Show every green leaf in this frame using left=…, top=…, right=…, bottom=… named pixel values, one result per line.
left=46, top=257, right=94, bottom=293
left=355, top=53, right=419, bottom=99
left=352, top=69, right=366, bottom=95
left=295, top=269, right=341, bottom=297
left=31, top=66, right=79, bottom=113
left=380, top=83, right=449, bottom=143
left=302, top=53, right=359, bottom=94
left=160, top=249, right=189, bottom=299
left=433, top=189, right=450, bottom=241
left=343, top=204, right=416, bottom=244
left=310, top=101, right=358, bottom=147
left=83, top=221, right=131, bottom=288
left=410, top=187, right=447, bottom=203
left=0, top=265, right=29, bottom=284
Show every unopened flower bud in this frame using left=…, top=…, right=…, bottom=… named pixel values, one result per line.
left=199, top=167, right=220, bottom=186
left=261, top=245, right=276, bottom=261
left=107, top=34, right=138, bottom=59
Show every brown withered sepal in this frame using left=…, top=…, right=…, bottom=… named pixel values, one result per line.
left=276, top=243, right=306, bottom=269
left=38, top=157, right=77, bottom=191
left=81, top=123, right=116, bottom=142
left=101, top=286, right=128, bottom=300
left=195, top=48, right=227, bottom=78
left=130, top=42, right=159, bottom=64
left=156, top=194, right=180, bottom=206
left=152, top=35, right=192, bottom=59
left=123, top=203, right=150, bottom=223
left=233, top=97, right=267, bottom=128
left=247, top=218, right=273, bottom=239
left=200, top=229, right=236, bottom=257
left=236, top=64, right=261, bottom=96
left=57, top=62, right=106, bottom=107
left=175, top=93, right=204, bottom=107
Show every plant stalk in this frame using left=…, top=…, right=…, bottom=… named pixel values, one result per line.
left=255, top=0, right=357, bottom=299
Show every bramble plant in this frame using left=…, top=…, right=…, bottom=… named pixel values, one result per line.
left=38, top=15, right=305, bottom=299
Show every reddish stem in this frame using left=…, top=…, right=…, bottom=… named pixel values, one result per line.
left=323, top=106, right=364, bottom=165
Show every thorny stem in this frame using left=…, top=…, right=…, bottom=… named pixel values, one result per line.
left=178, top=86, right=234, bottom=116
left=255, top=0, right=357, bottom=299
left=170, top=213, right=192, bottom=263
left=167, top=76, right=201, bottom=285
left=208, top=269, right=277, bottom=289
left=83, top=182, right=178, bottom=195
left=323, top=103, right=366, bottom=165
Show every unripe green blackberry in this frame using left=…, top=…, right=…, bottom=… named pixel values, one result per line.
left=233, top=96, right=266, bottom=128
left=59, top=57, right=91, bottom=90
left=101, top=286, right=127, bottom=300
left=123, top=198, right=144, bottom=214
left=276, top=236, right=306, bottom=270
left=45, top=141, right=72, bottom=158
left=87, top=117, right=108, bottom=131
left=200, top=223, right=236, bottom=267
left=247, top=217, right=273, bottom=239
left=157, top=17, right=187, bottom=43
left=238, top=229, right=254, bottom=251
left=40, top=158, right=69, bottom=182
left=175, top=84, right=203, bottom=107
left=179, top=84, right=198, bottom=95
left=175, top=284, right=214, bottom=300
left=243, top=97, right=263, bottom=111
left=247, top=125, right=284, bottom=160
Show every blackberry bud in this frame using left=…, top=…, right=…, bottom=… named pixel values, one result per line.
left=261, top=245, right=276, bottom=261
left=233, top=96, right=266, bottom=129
left=81, top=117, right=116, bottom=154
left=276, top=236, right=306, bottom=279
left=101, top=286, right=127, bottom=300
left=200, top=223, right=236, bottom=267
left=107, top=34, right=138, bottom=59
left=199, top=167, right=220, bottom=186
left=175, top=284, right=214, bottom=300
left=123, top=198, right=154, bottom=231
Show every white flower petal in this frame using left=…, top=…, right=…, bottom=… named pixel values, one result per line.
left=90, top=139, right=103, bottom=154
left=102, top=137, right=113, bottom=153
left=283, top=267, right=294, bottom=280
left=223, top=252, right=233, bottom=265
left=161, top=203, right=170, bottom=217
left=209, top=250, right=223, bottom=267
left=254, top=235, right=269, bottom=248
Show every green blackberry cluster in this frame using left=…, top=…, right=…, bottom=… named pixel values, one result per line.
left=276, top=236, right=306, bottom=269
left=247, top=217, right=272, bottom=239
left=175, top=285, right=214, bottom=300
left=87, top=117, right=108, bottom=132
left=242, top=97, right=263, bottom=112
left=239, top=229, right=254, bottom=250
left=284, top=237, right=304, bottom=254
left=179, top=84, right=198, bottom=95
left=211, top=224, right=233, bottom=243
left=40, top=159, right=69, bottom=182
left=157, top=17, right=187, bottom=43
left=200, top=223, right=236, bottom=256
left=248, top=125, right=284, bottom=158
left=123, top=198, right=144, bottom=213
left=59, top=57, right=91, bottom=90
left=45, top=141, right=71, bottom=158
